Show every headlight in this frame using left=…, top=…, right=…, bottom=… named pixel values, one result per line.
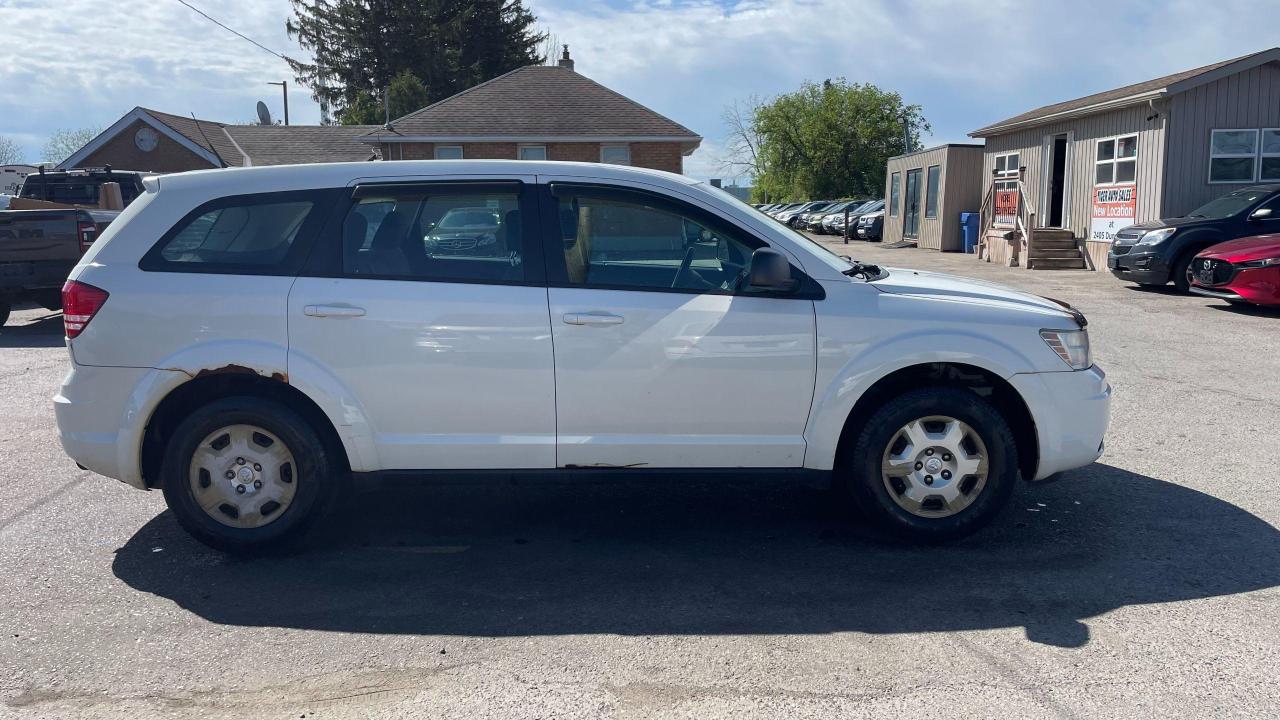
left=1240, top=257, right=1280, bottom=268
left=1135, top=227, right=1176, bottom=246
left=1040, top=329, right=1091, bottom=370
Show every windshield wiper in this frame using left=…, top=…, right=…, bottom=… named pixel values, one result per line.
left=842, top=261, right=885, bottom=280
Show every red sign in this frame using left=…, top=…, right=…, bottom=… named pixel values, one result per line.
left=1090, top=183, right=1137, bottom=241
left=994, top=188, right=1019, bottom=226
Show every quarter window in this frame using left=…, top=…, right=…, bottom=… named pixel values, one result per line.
left=342, top=189, right=524, bottom=282
left=554, top=191, right=757, bottom=292
left=150, top=197, right=315, bottom=269
left=1095, top=135, right=1137, bottom=185
left=889, top=172, right=900, bottom=217
left=434, top=145, right=463, bottom=160
left=1209, top=130, right=1258, bottom=183
left=600, top=145, right=630, bottom=165
left=925, top=164, right=941, bottom=219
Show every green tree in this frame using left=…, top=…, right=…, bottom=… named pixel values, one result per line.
left=339, top=69, right=431, bottom=125
left=737, top=79, right=928, bottom=202
left=287, top=0, right=547, bottom=126
left=41, top=128, right=102, bottom=165
left=0, top=135, right=25, bottom=165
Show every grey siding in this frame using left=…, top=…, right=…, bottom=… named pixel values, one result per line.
left=883, top=144, right=984, bottom=250
left=1163, top=62, right=1280, bottom=216
left=980, top=104, right=1167, bottom=238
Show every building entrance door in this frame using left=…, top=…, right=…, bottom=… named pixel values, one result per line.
left=1045, top=134, right=1070, bottom=227
left=903, top=168, right=922, bottom=238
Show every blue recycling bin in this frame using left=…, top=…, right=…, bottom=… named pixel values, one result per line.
left=960, top=212, right=980, bottom=253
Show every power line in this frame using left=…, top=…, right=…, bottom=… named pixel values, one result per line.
left=173, top=0, right=288, bottom=61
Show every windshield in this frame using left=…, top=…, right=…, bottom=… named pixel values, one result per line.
left=1186, top=189, right=1270, bottom=219
left=437, top=209, right=497, bottom=228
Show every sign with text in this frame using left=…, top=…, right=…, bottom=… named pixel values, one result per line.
left=994, top=187, right=1019, bottom=226
left=1091, top=183, right=1137, bottom=242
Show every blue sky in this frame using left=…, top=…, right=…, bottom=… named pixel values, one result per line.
left=1, top=0, right=1277, bottom=181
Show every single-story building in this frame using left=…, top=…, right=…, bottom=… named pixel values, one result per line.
left=361, top=48, right=702, bottom=173
left=967, top=46, right=1280, bottom=270
left=882, top=144, right=984, bottom=251
left=60, top=48, right=701, bottom=176
left=58, top=107, right=377, bottom=172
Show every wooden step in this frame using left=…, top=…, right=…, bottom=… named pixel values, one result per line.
left=1033, top=238, right=1079, bottom=250
left=1029, top=248, right=1085, bottom=259
left=1028, top=257, right=1087, bottom=270
left=1032, top=228, right=1075, bottom=240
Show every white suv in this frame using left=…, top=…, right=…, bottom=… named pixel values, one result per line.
left=54, top=161, right=1110, bottom=551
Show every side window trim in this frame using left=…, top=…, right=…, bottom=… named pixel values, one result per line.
left=299, top=180, right=547, bottom=286
left=538, top=182, right=822, bottom=300
left=138, top=188, right=342, bottom=276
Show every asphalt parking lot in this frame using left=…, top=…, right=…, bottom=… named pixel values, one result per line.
left=2, top=241, right=1278, bottom=719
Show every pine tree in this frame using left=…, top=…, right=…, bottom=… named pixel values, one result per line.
left=287, top=0, right=546, bottom=125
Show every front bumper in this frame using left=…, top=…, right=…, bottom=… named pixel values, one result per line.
left=1008, top=365, right=1111, bottom=481
left=1107, top=249, right=1170, bottom=284
left=1192, top=267, right=1280, bottom=306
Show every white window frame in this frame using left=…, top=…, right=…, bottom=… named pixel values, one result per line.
left=517, top=144, right=547, bottom=161
left=600, top=144, right=630, bottom=165
left=993, top=152, right=1020, bottom=181
left=1208, top=129, right=1259, bottom=184
left=1093, top=133, right=1138, bottom=187
left=1260, top=128, right=1280, bottom=182
left=434, top=145, right=463, bottom=160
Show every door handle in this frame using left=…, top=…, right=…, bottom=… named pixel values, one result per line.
left=563, top=312, right=624, bottom=326
left=304, top=304, right=366, bottom=318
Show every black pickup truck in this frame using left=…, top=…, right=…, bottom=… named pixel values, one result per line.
left=0, top=208, right=118, bottom=325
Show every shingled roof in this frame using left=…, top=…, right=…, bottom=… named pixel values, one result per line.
left=971, top=47, right=1280, bottom=137
left=361, top=64, right=701, bottom=151
left=223, top=125, right=378, bottom=166
left=143, top=108, right=243, bottom=167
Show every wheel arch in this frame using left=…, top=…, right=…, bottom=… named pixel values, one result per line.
left=140, top=372, right=351, bottom=490
left=831, top=362, right=1039, bottom=482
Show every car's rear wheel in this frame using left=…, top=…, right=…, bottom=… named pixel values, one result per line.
left=160, top=396, right=339, bottom=553
left=841, top=387, right=1018, bottom=542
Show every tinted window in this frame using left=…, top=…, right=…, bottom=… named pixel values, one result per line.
left=1187, top=189, right=1271, bottom=219
left=158, top=200, right=313, bottom=266
left=925, top=165, right=941, bottom=218
left=556, top=192, right=757, bottom=292
left=343, top=190, right=523, bottom=282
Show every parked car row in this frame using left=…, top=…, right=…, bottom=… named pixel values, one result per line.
left=752, top=199, right=887, bottom=241
left=1108, top=184, right=1280, bottom=307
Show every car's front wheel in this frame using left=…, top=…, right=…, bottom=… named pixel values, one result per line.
left=841, top=387, right=1018, bottom=542
left=160, top=396, right=340, bottom=553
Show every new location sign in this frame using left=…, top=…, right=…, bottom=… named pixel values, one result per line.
left=1091, top=184, right=1137, bottom=242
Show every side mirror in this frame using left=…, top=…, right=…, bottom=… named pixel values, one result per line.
left=745, top=247, right=796, bottom=292
left=1250, top=207, right=1273, bottom=221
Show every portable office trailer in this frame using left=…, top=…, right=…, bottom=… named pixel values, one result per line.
left=882, top=144, right=985, bottom=251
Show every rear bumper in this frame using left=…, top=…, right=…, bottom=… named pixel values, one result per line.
left=1009, top=365, right=1111, bottom=481
left=54, top=361, right=187, bottom=489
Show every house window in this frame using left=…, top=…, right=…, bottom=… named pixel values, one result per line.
left=889, top=172, right=900, bottom=216
left=434, top=145, right=463, bottom=160
left=518, top=145, right=547, bottom=161
left=1259, top=129, right=1280, bottom=182
left=993, top=152, right=1020, bottom=196
left=600, top=144, right=630, bottom=165
left=1208, top=130, right=1258, bottom=183
left=925, top=164, right=941, bottom=219
left=1095, top=134, right=1137, bottom=185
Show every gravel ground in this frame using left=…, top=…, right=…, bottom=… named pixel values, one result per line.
left=1, top=240, right=1277, bottom=719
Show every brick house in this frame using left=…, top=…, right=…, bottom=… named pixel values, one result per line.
left=58, top=107, right=378, bottom=172
left=361, top=49, right=702, bottom=173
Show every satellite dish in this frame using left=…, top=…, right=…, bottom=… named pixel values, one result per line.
left=256, top=101, right=273, bottom=126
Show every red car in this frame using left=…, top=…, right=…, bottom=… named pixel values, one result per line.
left=1189, top=233, right=1280, bottom=307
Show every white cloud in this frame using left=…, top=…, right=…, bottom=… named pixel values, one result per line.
left=0, top=0, right=1276, bottom=172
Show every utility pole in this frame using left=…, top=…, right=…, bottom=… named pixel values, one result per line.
left=267, top=81, right=289, bottom=125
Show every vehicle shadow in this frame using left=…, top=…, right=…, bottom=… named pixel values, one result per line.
left=112, top=463, right=1279, bottom=648
left=1206, top=302, right=1280, bottom=317
left=0, top=312, right=64, bottom=348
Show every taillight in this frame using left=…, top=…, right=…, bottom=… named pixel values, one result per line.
left=77, top=221, right=97, bottom=254
left=62, top=280, right=109, bottom=339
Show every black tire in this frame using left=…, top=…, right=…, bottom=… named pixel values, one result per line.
left=840, top=387, right=1019, bottom=542
left=0, top=301, right=9, bottom=327
left=1171, top=250, right=1197, bottom=293
left=160, top=396, right=341, bottom=554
